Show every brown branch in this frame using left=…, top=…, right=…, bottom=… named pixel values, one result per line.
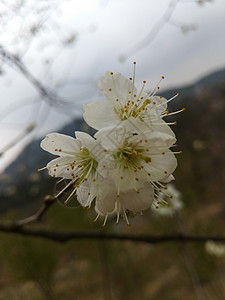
left=0, top=223, right=224, bottom=244
left=17, top=195, right=57, bottom=226
left=0, top=195, right=224, bottom=245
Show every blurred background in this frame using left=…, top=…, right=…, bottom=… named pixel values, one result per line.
left=0, top=0, right=225, bottom=299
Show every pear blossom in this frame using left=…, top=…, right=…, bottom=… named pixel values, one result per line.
left=83, top=63, right=183, bottom=136
left=152, top=183, right=183, bottom=216
left=95, top=180, right=154, bottom=226
left=39, top=131, right=102, bottom=207
left=39, top=63, right=183, bottom=226
left=77, top=178, right=154, bottom=226
left=95, top=123, right=177, bottom=196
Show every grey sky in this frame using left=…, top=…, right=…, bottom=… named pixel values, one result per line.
left=0, top=0, right=225, bottom=172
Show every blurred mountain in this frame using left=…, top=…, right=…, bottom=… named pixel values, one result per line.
left=0, top=68, right=225, bottom=213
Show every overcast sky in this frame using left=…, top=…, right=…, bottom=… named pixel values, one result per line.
left=0, top=0, right=225, bottom=172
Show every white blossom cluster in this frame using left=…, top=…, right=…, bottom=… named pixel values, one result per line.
left=40, top=63, right=183, bottom=226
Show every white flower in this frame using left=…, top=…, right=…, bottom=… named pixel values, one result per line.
left=39, top=131, right=102, bottom=207
left=95, top=123, right=177, bottom=196
left=205, top=241, right=225, bottom=257
left=152, top=183, right=183, bottom=216
left=39, top=63, right=183, bottom=226
left=95, top=180, right=154, bottom=226
left=83, top=63, right=182, bottom=136
left=76, top=177, right=154, bottom=226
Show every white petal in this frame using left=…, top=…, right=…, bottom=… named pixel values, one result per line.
left=83, top=100, right=120, bottom=130
left=46, top=156, right=75, bottom=179
left=151, top=117, right=176, bottom=137
left=75, top=131, right=95, bottom=148
left=95, top=182, right=117, bottom=213
left=75, top=131, right=105, bottom=160
left=144, top=150, right=177, bottom=181
left=98, top=71, right=137, bottom=103
left=76, top=185, right=90, bottom=206
left=112, top=167, right=145, bottom=192
left=161, top=174, right=175, bottom=183
left=148, top=96, right=167, bottom=114
left=95, top=125, right=131, bottom=149
left=146, top=131, right=176, bottom=148
left=76, top=180, right=97, bottom=207
left=40, top=133, right=80, bottom=156
left=119, top=183, right=154, bottom=212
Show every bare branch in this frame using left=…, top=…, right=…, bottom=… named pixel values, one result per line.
left=119, top=0, right=180, bottom=61
left=17, top=195, right=57, bottom=226
left=0, top=223, right=224, bottom=244
left=0, top=46, right=70, bottom=108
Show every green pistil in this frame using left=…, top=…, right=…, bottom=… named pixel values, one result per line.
left=74, top=147, right=98, bottom=186
left=114, top=142, right=151, bottom=168
left=137, top=98, right=151, bottom=112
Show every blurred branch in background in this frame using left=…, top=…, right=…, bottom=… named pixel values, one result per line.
left=119, top=0, right=212, bottom=62
left=0, top=46, right=73, bottom=108
left=0, top=123, right=35, bottom=157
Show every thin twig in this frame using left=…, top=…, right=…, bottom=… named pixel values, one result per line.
left=119, top=0, right=180, bottom=61
left=0, top=46, right=69, bottom=108
left=17, top=195, right=57, bottom=226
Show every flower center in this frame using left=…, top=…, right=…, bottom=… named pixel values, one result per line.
left=113, top=139, right=151, bottom=170
left=72, top=147, right=98, bottom=186
left=114, top=98, right=151, bottom=121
